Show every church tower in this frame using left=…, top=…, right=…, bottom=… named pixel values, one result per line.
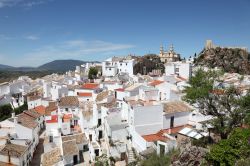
left=159, top=44, right=164, bottom=57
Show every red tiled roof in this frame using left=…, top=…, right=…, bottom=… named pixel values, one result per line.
left=142, top=130, right=169, bottom=142
left=142, top=125, right=192, bottom=142
left=82, top=83, right=99, bottom=89
left=46, top=115, right=58, bottom=123
left=78, top=92, right=92, bottom=97
left=34, top=105, right=46, bottom=115
left=149, top=80, right=164, bottom=86
left=115, top=88, right=125, bottom=92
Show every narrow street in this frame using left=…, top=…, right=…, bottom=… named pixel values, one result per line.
left=30, top=131, right=45, bottom=166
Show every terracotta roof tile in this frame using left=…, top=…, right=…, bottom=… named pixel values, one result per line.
left=24, top=109, right=42, bottom=119
left=78, top=92, right=92, bottom=97
left=163, top=101, right=192, bottom=114
left=9, top=113, right=38, bottom=129
left=41, top=147, right=62, bottom=166
left=96, top=90, right=110, bottom=102
left=62, top=133, right=88, bottom=144
left=82, top=83, right=99, bottom=89
left=58, top=96, right=79, bottom=107
left=142, top=125, right=192, bottom=142
left=34, top=105, right=46, bottom=115
left=45, top=102, right=58, bottom=116
left=142, top=130, right=169, bottom=142
left=62, top=140, right=79, bottom=156
left=149, top=80, right=164, bottom=86
left=0, top=143, right=28, bottom=158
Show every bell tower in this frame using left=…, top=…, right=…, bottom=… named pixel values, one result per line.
left=159, top=44, right=164, bottom=57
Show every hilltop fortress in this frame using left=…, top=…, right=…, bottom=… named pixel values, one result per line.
left=205, top=40, right=248, bottom=52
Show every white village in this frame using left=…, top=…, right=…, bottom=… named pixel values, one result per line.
left=0, top=40, right=249, bottom=166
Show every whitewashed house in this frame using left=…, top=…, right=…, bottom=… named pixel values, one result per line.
left=50, top=81, right=68, bottom=101
left=58, top=96, right=81, bottom=135
left=165, top=61, right=192, bottom=80
left=27, top=96, right=42, bottom=110
left=102, top=56, right=136, bottom=77
left=0, top=142, right=29, bottom=166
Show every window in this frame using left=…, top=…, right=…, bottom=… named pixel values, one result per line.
left=126, top=63, right=128, bottom=66
left=83, top=144, right=89, bottom=152
left=170, top=116, right=174, bottom=128
left=109, top=68, right=111, bottom=71
left=159, top=144, right=165, bottom=156
left=65, top=108, right=68, bottom=112
left=98, top=119, right=101, bottom=126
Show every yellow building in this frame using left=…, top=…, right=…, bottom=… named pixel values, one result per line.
left=159, top=44, right=180, bottom=63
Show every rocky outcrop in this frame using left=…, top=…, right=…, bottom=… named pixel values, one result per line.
left=195, top=47, right=250, bottom=74
left=171, top=145, right=208, bottom=166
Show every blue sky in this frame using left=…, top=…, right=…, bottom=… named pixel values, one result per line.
left=0, top=0, right=249, bottom=67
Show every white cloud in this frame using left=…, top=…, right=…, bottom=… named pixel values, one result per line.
left=0, top=0, right=54, bottom=9
left=25, top=35, right=39, bottom=40
left=18, top=39, right=135, bottom=66
left=0, top=34, right=12, bottom=40
left=0, top=0, right=22, bottom=8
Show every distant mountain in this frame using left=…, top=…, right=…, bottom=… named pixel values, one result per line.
left=195, top=47, right=250, bottom=74
left=0, top=59, right=95, bottom=72
left=38, top=60, right=86, bottom=72
left=0, top=64, right=14, bottom=69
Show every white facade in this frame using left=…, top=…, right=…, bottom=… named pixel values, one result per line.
left=50, top=82, right=68, bottom=101
left=102, top=57, right=135, bottom=77
left=165, top=62, right=192, bottom=80
left=163, top=111, right=190, bottom=129
left=28, top=97, right=42, bottom=109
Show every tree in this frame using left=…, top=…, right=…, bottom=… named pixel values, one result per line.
left=183, top=68, right=247, bottom=139
left=238, top=92, right=250, bottom=126
left=133, top=54, right=165, bottom=75
left=95, top=154, right=110, bottom=166
left=140, top=153, right=171, bottom=166
left=0, top=102, right=28, bottom=121
left=0, top=104, right=13, bottom=121
left=14, top=102, right=28, bottom=115
left=88, top=67, right=98, bottom=79
left=206, top=128, right=250, bottom=165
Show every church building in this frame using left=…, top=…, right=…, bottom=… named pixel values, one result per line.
left=159, top=44, right=181, bottom=63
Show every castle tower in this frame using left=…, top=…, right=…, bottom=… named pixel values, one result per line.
left=205, top=40, right=214, bottom=49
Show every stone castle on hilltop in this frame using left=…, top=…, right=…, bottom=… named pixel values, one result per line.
left=205, top=40, right=248, bottom=52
